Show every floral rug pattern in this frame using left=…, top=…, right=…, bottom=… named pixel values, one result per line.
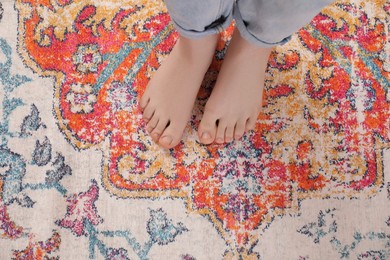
left=0, top=0, right=389, bottom=259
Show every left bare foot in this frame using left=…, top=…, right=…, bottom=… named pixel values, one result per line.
left=198, top=29, right=273, bottom=144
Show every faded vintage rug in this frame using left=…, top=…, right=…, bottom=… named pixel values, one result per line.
left=0, top=0, right=389, bottom=259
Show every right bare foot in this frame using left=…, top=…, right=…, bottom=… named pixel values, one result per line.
left=139, top=34, right=218, bottom=149
left=198, top=29, right=272, bottom=145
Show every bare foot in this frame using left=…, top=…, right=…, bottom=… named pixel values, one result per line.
left=140, top=34, right=218, bottom=149
left=198, top=29, right=273, bottom=144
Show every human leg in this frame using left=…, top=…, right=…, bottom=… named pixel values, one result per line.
left=140, top=0, right=234, bottom=149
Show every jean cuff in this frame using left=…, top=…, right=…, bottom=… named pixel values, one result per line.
left=232, top=1, right=291, bottom=47
left=169, top=11, right=234, bottom=39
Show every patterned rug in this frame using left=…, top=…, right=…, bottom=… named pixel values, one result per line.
left=0, top=0, right=389, bottom=259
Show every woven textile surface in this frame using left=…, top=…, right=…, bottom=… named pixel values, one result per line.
left=0, top=0, right=389, bottom=259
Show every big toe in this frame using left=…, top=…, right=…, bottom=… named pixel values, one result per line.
left=200, top=131, right=214, bottom=144
left=158, top=122, right=184, bottom=149
left=198, top=115, right=218, bottom=145
left=159, top=135, right=174, bottom=149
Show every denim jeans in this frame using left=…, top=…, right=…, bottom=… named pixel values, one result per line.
left=164, top=0, right=335, bottom=47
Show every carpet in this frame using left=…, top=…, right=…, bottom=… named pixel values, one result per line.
left=0, top=0, right=389, bottom=259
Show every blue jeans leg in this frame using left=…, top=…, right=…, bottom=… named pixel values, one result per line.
left=164, top=0, right=234, bottom=39
left=165, top=0, right=335, bottom=46
left=233, top=0, right=335, bottom=47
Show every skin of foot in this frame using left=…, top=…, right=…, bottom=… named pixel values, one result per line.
left=139, top=34, right=218, bottom=149
left=198, top=29, right=273, bottom=145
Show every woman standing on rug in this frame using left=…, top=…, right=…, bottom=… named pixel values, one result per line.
left=139, top=0, right=335, bottom=149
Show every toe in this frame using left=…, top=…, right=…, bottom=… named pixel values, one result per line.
left=146, top=116, right=159, bottom=134
left=245, top=116, right=257, bottom=132
left=159, top=135, right=174, bottom=149
left=198, top=113, right=218, bottom=145
left=234, top=119, right=246, bottom=140
left=199, top=131, right=214, bottom=145
left=215, top=120, right=227, bottom=144
left=151, top=118, right=169, bottom=142
left=142, top=104, right=155, bottom=123
left=139, top=94, right=149, bottom=110
left=225, top=124, right=235, bottom=143
left=158, top=121, right=184, bottom=149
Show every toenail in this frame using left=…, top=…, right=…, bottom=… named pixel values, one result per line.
left=160, top=136, right=173, bottom=145
left=152, top=133, right=160, bottom=139
left=216, top=138, right=224, bottom=143
left=201, top=132, right=211, bottom=140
